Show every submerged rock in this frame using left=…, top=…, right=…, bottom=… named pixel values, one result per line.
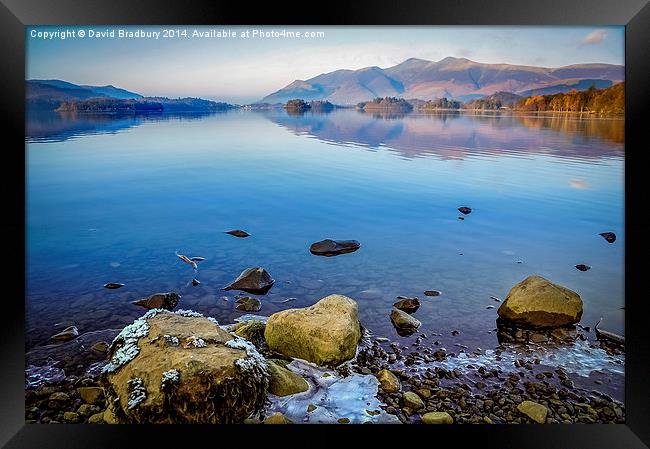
left=264, top=294, right=361, bottom=366
left=458, top=206, right=472, bottom=215
left=226, top=230, right=251, bottom=238
left=131, top=292, right=180, bottom=311
left=517, top=400, right=548, bottom=423
left=599, top=232, right=616, bottom=243
left=497, top=275, right=583, bottom=328
left=101, top=309, right=268, bottom=424
left=235, top=296, right=262, bottom=313
left=575, top=264, right=591, bottom=272
left=50, top=326, right=79, bottom=343
left=103, top=283, right=124, bottom=289
left=389, top=308, right=421, bottom=336
left=393, top=297, right=420, bottom=314
left=309, top=239, right=360, bottom=257
left=191, top=279, right=201, bottom=286
left=224, top=267, right=275, bottom=295
left=267, top=360, right=309, bottom=397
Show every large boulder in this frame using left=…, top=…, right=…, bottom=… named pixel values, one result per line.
left=100, top=309, right=269, bottom=424
left=497, top=275, right=583, bottom=328
left=264, top=295, right=361, bottom=366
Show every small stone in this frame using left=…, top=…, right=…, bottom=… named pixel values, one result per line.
left=390, top=308, right=421, bottom=336
left=575, top=264, right=591, bottom=272
left=264, top=412, right=293, bottom=424
left=424, top=290, right=441, bottom=297
left=50, top=326, right=78, bottom=342
left=103, top=407, right=118, bottom=424
left=267, top=360, right=309, bottom=397
left=307, top=404, right=317, bottom=413
left=366, top=409, right=381, bottom=416
left=63, top=412, right=80, bottom=423
left=226, top=230, right=250, bottom=238
left=90, top=341, right=109, bottom=353
left=78, top=387, right=104, bottom=405
left=517, top=400, right=548, bottom=423
left=131, top=292, right=180, bottom=310
left=309, top=239, right=360, bottom=257
left=49, top=392, right=70, bottom=402
left=103, top=283, right=124, bottom=289
left=191, top=279, right=201, bottom=286
left=599, top=232, right=616, bottom=243
left=393, top=297, right=420, bottom=314
left=421, top=411, right=453, bottom=424
left=415, top=388, right=432, bottom=399
left=337, top=417, right=350, bottom=424
left=458, top=206, right=472, bottom=215
left=402, top=391, right=425, bottom=410
left=88, top=412, right=105, bottom=424
left=224, top=267, right=274, bottom=295
left=376, top=369, right=400, bottom=393
left=77, top=404, right=101, bottom=418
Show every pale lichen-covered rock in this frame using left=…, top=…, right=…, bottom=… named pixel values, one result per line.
left=264, top=295, right=361, bottom=366
left=100, top=309, right=268, bottom=423
left=497, top=275, right=583, bottom=328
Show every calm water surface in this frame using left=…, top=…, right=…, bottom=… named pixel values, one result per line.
left=26, top=110, right=624, bottom=359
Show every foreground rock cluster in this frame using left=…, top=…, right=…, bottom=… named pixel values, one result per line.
left=26, top=272, right=624, bottom=425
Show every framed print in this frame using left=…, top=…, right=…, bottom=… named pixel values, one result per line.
left=1, top=0, right=649, bottom=447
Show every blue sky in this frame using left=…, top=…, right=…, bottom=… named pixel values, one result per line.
left=27, top=26, right=624, bottom=104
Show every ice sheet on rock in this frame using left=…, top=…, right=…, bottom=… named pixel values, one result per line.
left=266, top=359, right=400, bottom=424
left=25, top=360, right=66, bottom=388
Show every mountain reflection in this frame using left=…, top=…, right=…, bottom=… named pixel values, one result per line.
left=26, top=111, right=220, bottom=143
left=265, top=110, right=624, bottom=161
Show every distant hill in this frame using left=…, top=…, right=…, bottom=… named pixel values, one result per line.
left=261, top=57, right=623, bottom=105
left=27, top=80, right=143, bottom=109
left=27, top=80, right=235, bottom=112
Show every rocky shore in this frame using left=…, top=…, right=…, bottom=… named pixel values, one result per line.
left=25, top=277, right=625, bottom=424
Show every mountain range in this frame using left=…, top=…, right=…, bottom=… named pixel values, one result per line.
left=26, top=80, right=234, bottom=112
left=261, top=57, right=624, bottom=105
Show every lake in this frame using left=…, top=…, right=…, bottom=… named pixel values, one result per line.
left=25, top=109, right=624, bottom=383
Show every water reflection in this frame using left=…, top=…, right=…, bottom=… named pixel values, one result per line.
left=26, top=110, right=223, bottom=143
left=266, top=110, right=624, bottom=161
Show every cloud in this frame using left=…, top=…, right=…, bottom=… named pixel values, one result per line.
left=581, top=29, right=607, bottom=45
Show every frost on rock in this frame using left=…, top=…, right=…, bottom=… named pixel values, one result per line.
left=127, top=377, right=147, bottom=410
left=163, top=334, right=180, bottom=346
left=185, top=336, right=206, bottom=348
left=225, top=336, right=268, bottom=380
left=174, top=309, right=204, bottom=318
left=161, top=369, right=180, bottom=390
left=102, top=310, right=162, bottom=374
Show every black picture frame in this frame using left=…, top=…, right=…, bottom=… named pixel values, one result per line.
left=2, top=0, right=649, bottom=447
